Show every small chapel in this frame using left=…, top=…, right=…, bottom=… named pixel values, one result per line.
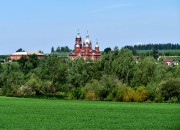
left=69, top=32, right=101, bottom=60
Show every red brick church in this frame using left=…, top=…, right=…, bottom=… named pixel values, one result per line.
left=69, top=32, right=101, bottom=60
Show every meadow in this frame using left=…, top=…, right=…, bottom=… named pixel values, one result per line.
left=137, top=49, right=180, bottom=54
left=0, top=96, right=179, bottom=130
left=137, top=49, right=179, bottom=52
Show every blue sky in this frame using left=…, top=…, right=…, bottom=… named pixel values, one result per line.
left=0, top=0, right=179, bottom=54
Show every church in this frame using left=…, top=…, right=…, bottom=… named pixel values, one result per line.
left=69, top=32, right=101, bottom=60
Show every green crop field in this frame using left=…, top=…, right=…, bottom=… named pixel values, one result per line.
left=137, top=49, right=180, bottom=53
left=0, top=96, right=180, bottom=130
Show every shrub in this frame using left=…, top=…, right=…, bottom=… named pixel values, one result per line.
left=146, top=82, right=158, bottom=101
left=84, top=79, right=107, bottom=100
left=169, top=97, right=179, bottom=103
left=16, top=85, right=34, bottom=96
left=85, top=90, right=96, bottom=100
left=68, top=88, right=85, bottom=100
left=156, top=78, right=180, bottom=102
left=121, top=86, right=148, bottom=102
left=107, top=83, right=127, bottom=101
left=84, top=82, right=98, bottom=100
left=1, top=85, right=19, bottom=96
left=136, top=86, right=148, bottom=102
left=123, top=87, right=136, bottom=102
left=26, top=73, right=43, bottom=95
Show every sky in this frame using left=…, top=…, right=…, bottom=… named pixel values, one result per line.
left=0, top=0, right=179, bottom=54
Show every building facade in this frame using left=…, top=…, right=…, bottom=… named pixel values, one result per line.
left=69, top=32, right=101, bottom=60
left=10, top=51, right=45, bottom=60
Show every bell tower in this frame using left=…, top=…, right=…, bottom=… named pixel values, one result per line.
left=95, top=40, right=99, bottom=52
left=75, top=30, right=82, bottom=44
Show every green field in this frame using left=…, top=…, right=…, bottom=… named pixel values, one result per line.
left=0, top=96, right=180, bottom=130
left=137, top=49, right=180, bottom=53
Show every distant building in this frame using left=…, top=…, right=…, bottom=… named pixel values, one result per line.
left=69, top=32, right=101, bottom=60
left=10, top=51, right=45, bottom=60
left=163, top=59, right=173, bottom=66
left=163, top=59, right=179, bottom=66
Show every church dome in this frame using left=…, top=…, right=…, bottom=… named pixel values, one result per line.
left=95, top=44, right=99, bottom=48
left=95, top=40, right=99, bottom=47
left=85, top=43, right=89, bottom=47
left=76, top=32, right=81, bottom=38
left=76, top=44, right=80, bottom=47
left=85, top=38, right=91, bottom=44
left=84, top=32, right=91, bottom=44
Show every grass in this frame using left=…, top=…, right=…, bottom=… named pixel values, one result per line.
left=0, top=96, right=180, bottom=130
left=137, top=49, right=180, bottom=54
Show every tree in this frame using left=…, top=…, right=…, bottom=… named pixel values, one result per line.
left=56, top=47, right=61, bottom=53
left=16, top=48, right=25, bottom=52
left=51, top=47, right=55, bottom=53
left=156, top=78, right=180, bottom=102
left=152, top=49, right=159, bottom=60
left=0, top=64, right=3, bottom=88
left=103, top=47, right=111, bottom=54
left=61, top=46, right=71, bottom=52
left=17, top=56, right=28, bottom=72
left=113, top=46, right=119, bottom=51
left=23, top=54, right=39, bottom=73
left=131, top=57, right=159, bottom=87
left=112, top=48, right=135, bottom=84
left=67, top=58, right=86, bottom=87
left=26, top=73, right=42, bottom=95
left=38, top=50, right=44, bottom=54
left=37, top=54, right=68, bottom=93
left=1, top=63, right=24, bottom=96
left=174, top=66, right=180, bottom=78
left=132, top=49, right=137, bottom=55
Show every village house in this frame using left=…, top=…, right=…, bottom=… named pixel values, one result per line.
left=163, top=59, right=179, bottom=66
left=10, top=51, right=45, bottom=60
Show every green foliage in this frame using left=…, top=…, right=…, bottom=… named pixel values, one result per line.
left=1, top=63, right=25, bottom=96
left=39, top=55, right=67, bottom=89
left=67, top=58, right=97, bottom=87
left=146, top=82, right=158, bottom=101
left=137, top=50, right=180, bottom=56
left=52, top=46, right=71, bottom=53
left=124, top=43, right=180, bottom=51
left=156, top=78, right=180, bottom=102
left=135, top=86, right=148, bottom=102
left=152, top=49, right=159, bottom=60
left=56, top=46, right=61, bottom=52
left=111, top=86, right=148, bottom=102
left=174, top=65, right=180, bottom=78
left=1, top=47, right=180, bottom=102
left=17, top=54, right=39, bottom=73
left=68, top=88, right=85, bottom=100
left=131, top=57, right=161, bottom=86
left=107, top=82, right=127, bottom=101
left=51, top=46, right=55, bottom=53
left=16, top=48, right=25, bottom=52
left=84, top=80, right=101, bottom=100
left=103, top=47, right=111, bottom=54
left=122, top=87, right=136, bottom=102
left=26, top=73, right=43, bottom=95
left=112, top=48, right=135, bottom=84
left=0, top=64, right=3, bottom=88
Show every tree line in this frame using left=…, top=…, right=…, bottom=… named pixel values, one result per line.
left=51, top=46, right=72, bottom=53
left=0, top=48, right=179, bottom=102
left=124, top=43, right=180, bottom=50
